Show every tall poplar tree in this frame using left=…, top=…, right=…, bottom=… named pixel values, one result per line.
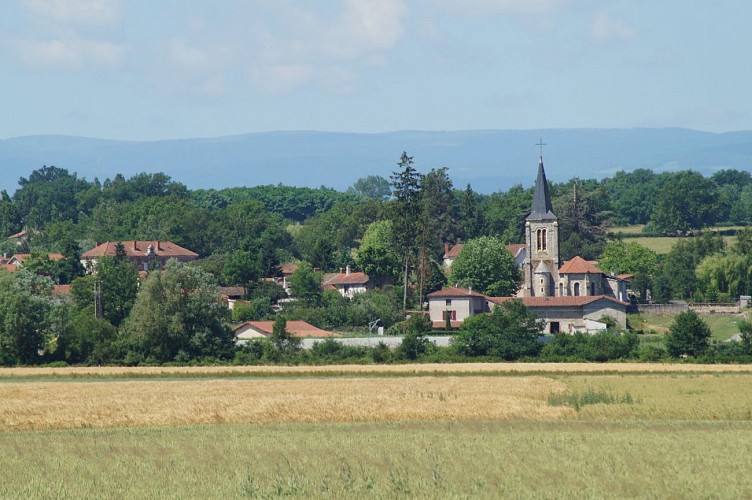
left=390, top=152, right=422, bottom=310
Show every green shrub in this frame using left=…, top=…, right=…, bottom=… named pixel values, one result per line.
left=540, top=331, right=638, bottom=362
left=548, top=388, right=639, bottom=411
left=396, top=331, right=431, bottom=360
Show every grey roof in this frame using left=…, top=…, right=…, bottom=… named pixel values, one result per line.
left=534, top=260, right=550, bottom=274
left=527, top=157, right=557, bottom=221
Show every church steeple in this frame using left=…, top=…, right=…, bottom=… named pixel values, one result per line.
left=527, top=156, right=556, bottom=221
left=522, top=142, right=560, bottom=298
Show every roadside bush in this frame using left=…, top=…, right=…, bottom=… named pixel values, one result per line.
left=540, top=331, right=638, bottom=362
left=370, top=341, right=392, bottom=363
left=387, top=314, right=432, bottom=336
left=234, top=339, right=267, bottom=364
left=309, top=338, right=371, bottom=363
left=396, top=331, right=432, bottom=360
left=637, top=343, right=667, bottom=362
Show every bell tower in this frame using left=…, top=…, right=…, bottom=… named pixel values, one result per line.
left=523, top=144, right=560, bottom=297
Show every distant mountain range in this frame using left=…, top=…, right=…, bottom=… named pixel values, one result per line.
left=1, top=128, right=751, bottom=194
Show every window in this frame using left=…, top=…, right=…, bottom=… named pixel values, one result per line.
left=574, top=282, right=580, bottom=296
left=550, top=322, right=560, bottom=334
left=445, top=299, right=452, bottom=306
left=536, top=228, right=547, bottom=252
left=443, top=310, right=457, bottom=321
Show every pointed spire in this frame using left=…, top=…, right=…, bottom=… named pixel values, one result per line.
left=527, top=156, right=556, bottom=220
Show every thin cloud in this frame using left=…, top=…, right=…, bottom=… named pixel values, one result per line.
left=247, top=0, right=408, bottom=94
left=10, top=35, right=125, bottom=69
left=591, top=12, right=634, bottom=44
left=23, top=0, right=122, bottom=26
left=423, top=0, right=569, bottom=17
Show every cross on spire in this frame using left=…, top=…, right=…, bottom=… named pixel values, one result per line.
left=535, top=138, right=547, bottom=158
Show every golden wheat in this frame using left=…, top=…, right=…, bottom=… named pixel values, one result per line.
left=3, top=362, right=752, bottom=379
left=0, top=376, right=572, bottom=431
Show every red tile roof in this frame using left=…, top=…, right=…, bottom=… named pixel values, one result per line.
left=219, top=286, right=245, bottom=298
left=427, top=286, right=488, bottom=299
left=559, top=256, right=603, bottom=275
left=489, top=295, right=627, bottom=307
left=445, top=242, right=525, bottom=260
left=324, top=271, right=370, bottom=286
left=444, top=243, right=464, bottom=259
left=506, top=243, right=526, bottom=256
left=52, top=285, right=72, bottom=297
left=233, top=320, right=339, bottom=338
left=0, top=263, right=19, bottom=273
left=10, top=253, right=65, bottom=264
left=280, top=264, right=299, bottom=275
left=82, top=241, right=198, bottom=259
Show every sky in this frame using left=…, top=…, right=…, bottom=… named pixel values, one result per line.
left=0, top=0, right=750, bottom=141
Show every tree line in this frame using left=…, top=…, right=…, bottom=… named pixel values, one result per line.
left=1, top=158, right=752, bottom=365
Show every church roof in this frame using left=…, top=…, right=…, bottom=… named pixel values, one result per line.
left=534, top=261, right=550, bottom=274
left=527, top=157, right=557, bottom=221
left=559, top=256, right=603, bottom=274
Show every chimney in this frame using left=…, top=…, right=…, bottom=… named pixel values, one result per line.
left=444, top=243, right=449, bottom=255
left=346, top=265, right=351, bottom=276
left=340, top=267, right=345, bottom=274
left=468, top=286, right=472, bottom=294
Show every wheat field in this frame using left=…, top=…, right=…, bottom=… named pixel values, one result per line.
left=3, top=364, right=752, bottom=497
left=3, top=361, right=752, bottom=379
left=0, top=376, right=573, bottom=431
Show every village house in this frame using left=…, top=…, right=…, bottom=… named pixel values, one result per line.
left=233, top=320, right=339, bottom=344
left=0, top=253, right=65, bottom=273
left=322, top=265, right=372, bottom=299
left=8, top=253, right=65, bottom=266
left=81, top=240, right=198, bottom=272
left=427, top=287, right=627, bottom=332
left=427, top=286, right=491, bottom=329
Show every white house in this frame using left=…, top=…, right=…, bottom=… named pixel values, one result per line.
left=322, top=266, right=371, bottom=299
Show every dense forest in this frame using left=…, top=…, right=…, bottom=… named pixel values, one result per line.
left=1, top=157, right=752, bottom=365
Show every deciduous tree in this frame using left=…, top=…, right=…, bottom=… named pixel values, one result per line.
left=454, top=300, right=543, bottom=359
left=666, top=310, right=711, bottom=358
left=120, top=260, right=233, bottom=363
left=448, top=236, right=520, bottom=296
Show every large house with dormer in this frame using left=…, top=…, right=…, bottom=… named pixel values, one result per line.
left=81, top=240, right=198, bottom=273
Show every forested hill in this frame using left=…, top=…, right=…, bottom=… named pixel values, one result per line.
left=2, top=128, right=752, bottom=195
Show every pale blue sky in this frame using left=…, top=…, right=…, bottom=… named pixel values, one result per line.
left=0, top=0, right=749, bottom=140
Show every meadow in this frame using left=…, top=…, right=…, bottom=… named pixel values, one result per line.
left=2, top=363, right=752, bottom=498
left=610, top=225, right=740, bottom=254
left=629, top=313, right=743, bottom=340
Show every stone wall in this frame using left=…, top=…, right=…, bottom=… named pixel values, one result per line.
left=690, top=303, right=741, bottom=315
left=632, top=303, right=741, bottom=316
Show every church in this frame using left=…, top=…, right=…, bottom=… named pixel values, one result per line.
left=521, top=155, right=630, bottom=302
left=429, top=152, right=629, bottom=333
